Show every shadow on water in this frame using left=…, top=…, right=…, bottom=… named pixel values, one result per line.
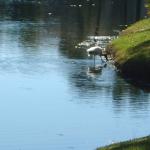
left=116, top=72, right=150, bottom=91
left=112, top=73, right=150, bottom=114
left=62, top=59, right=150, bottom=112
left=125, top=78, right=150, bottom=92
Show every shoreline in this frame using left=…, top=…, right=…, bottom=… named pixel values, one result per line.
left=106, top=18, right=150, bottom=84
left=97, top=17, right=150, bottom=150
left=97, top=136, right=150, bottom=150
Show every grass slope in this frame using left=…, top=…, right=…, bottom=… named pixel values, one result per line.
left=108, top=19, right=150, bottom=82
left=97, top=136, right=150, bottom=150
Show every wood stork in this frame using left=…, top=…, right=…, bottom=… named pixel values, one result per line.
left=87, top=46, right=108, bottom=67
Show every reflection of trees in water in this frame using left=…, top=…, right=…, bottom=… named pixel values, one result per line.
left=18, top=25, right=38, bottom=46
left=112, top=75, right=150, bottom=114
left=64, top=62, right=113, bottom=102
left=58, top=0, right=146, bottom=58
left=62, top=60, right=150, bottom=113
left=0, top=3, right=45, bottom=20
left=59, top=8, right=89, bottom=59
left=0, top=0, right=146, bottom=25
left=57, top=0, right=149, bottom=112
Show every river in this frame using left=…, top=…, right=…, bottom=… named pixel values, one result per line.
left=0, top=1, right=150, bottom=150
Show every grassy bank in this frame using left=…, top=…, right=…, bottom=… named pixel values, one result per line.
left=108, top=19, right=150, bottom=82
left=97, top=136, right=150, bottom=150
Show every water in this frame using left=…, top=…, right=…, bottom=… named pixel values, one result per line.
left=0, top=1, right=150, bottom=150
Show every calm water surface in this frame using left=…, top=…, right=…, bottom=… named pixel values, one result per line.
left=0, top=1, right=150, bottom=150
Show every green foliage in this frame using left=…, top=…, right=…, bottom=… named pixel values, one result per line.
left=108, top=19, right=150, bottom=81
left=146, top=0, right=150, bottom=16
left=111, top=19, right=150, bottom=64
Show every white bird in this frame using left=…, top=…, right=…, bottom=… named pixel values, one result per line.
left=87, top=46, right=108, bottom=68
left=87, top=46, right=103, bottom=57
left=87, top=46, right=103, bottom=68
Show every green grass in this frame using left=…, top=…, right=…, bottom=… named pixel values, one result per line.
left=97, top=136, right=150, bottom=150
left=146, top=0, right=150, bottom=16
left=111, top=19, right=150, bottom=64
left=108, top=19, right=150, bottom=81
left=121, top=19, right=150, bottom=35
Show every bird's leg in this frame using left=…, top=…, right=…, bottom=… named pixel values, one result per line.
left=104, top=54, right=108, bottom=61
left=99, top=55, right=104, bottom=63
left=94, top=55, right=95, bottom=68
